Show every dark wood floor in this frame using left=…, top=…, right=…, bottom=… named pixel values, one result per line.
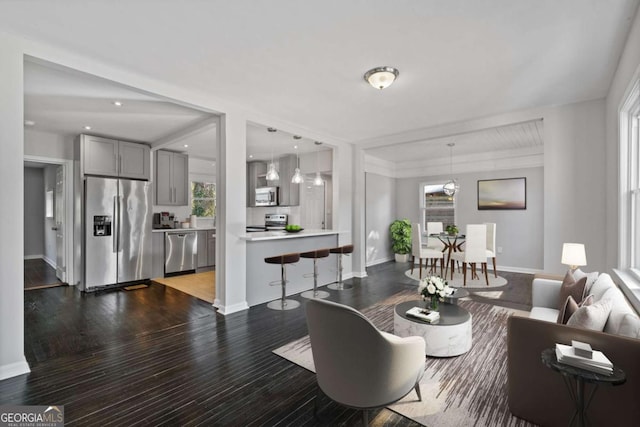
left=24, top=258, right=64, bottom=290
left=2, top=261, right=532, bottom=426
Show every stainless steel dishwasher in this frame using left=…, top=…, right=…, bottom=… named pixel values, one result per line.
left=165, top=231, right=197, bottom=275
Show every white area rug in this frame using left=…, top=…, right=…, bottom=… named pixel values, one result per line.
left=273, top=290, right=533, bottom=426
left=405, top=268, right=508, bottom=288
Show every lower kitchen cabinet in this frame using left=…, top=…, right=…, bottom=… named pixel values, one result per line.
left=197, top=229, right=216, bottom=268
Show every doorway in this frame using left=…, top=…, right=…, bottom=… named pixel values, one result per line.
left=23, top=156, right=73, bottom=290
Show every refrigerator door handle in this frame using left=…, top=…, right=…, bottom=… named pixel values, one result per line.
left=113, top=196, right=118, bottom=253
left=119, top=155, right=123, bottom=175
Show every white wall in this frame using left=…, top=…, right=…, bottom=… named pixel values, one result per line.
left=44, top=165, right=57, bottom=265
left=24, top=167, right=45, bottom=257
left=24, top=128, right=73, bottom=159
left=394, top=167, right=544, bottom=271
left=365, top=172, right=396, bottom=266
left=606, top=5, right=640, bottom=269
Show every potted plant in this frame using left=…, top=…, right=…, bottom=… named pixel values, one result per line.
left=445, top=224, right=459, bottom=236
left=390, top=219, right=412, bottom=262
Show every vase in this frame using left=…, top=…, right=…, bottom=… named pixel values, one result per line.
left=430, top=296, right=439, bottom=312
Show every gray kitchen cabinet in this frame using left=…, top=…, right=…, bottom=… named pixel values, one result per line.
left=207, top=230, right=216, bottom=267
left=81, top=134, right=150, bottom=180
left=151, top=232, right=165, bottom=279
left=155, top=150, right=189, bottom=206
left=246, top=161, right=267, bottom=207
left=277, top=154, right=300, bottom=206
left=197, top=230, right=208, bottom=268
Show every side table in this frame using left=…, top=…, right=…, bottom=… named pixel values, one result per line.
left=541, top=348, right=626, bottom=427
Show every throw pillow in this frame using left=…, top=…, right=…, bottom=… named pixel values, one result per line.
left=557, top=271, right=587, bottom=313
left=566, top=299, right=613, bottom=331
left=572, top=268, right=599, bottom=299
left=581, top=294, right=594, bottom=307
left=557, top=295, right=579, bottom=324
left=619, top=314, right=640, bottom=339
left=588, top=273, right=615, bottom=301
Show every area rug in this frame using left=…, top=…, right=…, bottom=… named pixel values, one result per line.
left=273, top=290, right=534, bottom=426
left=405, top=269, right=508, bottom=288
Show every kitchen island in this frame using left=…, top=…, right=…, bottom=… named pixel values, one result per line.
left=240, top=229, right=340, bottom=306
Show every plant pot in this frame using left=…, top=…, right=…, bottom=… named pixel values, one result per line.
left=395, top=253, right=409, bottom=263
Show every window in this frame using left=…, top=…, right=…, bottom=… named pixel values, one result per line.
left=421, top=183, right=455, bottom=230
left=620, top=78, right=640, bottom=269
left=191, top=181, right=216, bottom=217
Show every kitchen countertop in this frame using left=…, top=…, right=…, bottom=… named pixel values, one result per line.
left=239, top=229, right=339, bottom=241
left=152, top=227, right=215, bottom=233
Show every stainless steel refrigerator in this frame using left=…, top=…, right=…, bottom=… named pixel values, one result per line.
left=84, top=176, right=152, bottom=290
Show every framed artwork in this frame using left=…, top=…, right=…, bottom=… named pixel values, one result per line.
left=477, top=177, right=526, bottom=210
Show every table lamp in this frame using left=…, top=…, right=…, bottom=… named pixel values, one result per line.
left=561, top=243, right=587, bottom=271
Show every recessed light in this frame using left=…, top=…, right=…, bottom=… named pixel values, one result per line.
left=249, top=154, right=253, bottom=159
left=84, top=125, right=92, bottom=130
left=294, top=145, right=298, bottom=149
left=183, top=144, right=189, bottom=148
left=113, top=101, right=123, bottom=107
left=24, top=120, right=35, bottom=126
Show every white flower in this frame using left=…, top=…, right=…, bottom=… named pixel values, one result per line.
left=427, top=284, right=436, bottom=294
left=436, top=281, right=444, bottom=290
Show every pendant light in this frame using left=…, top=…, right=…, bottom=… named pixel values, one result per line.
left=291, top=136, right=304, bottom=184
left=443, top=142, right=459, bottom=196
left=313, top=141, right=323, bottom=186
left=266, top=127, right=279, bottom=181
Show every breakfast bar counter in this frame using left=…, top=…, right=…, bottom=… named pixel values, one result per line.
left=244, top=229, right=340, bottom=306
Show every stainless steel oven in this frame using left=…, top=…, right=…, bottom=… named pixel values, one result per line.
left=255, top=187, right=278, bottom=206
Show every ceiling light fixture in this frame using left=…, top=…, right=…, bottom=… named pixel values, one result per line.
left=443, top=142, right=459, bottom=197
left=84, top=125, right=92, bottom=130
left=364, top=66, right=399, bottom=90
left=313, top=141, right=323, bottom=186
left=291, top=142, right=304, bottom=184
left=266, top=127, right=279, bottom=181
left=24, top=120, right=35, bottom=126
left=184, top=144, right=189, bottom=148
left=113, top=101, right=123, bottom=107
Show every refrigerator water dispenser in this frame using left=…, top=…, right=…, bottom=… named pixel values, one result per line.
left=93, top=215, right=112, bottom=236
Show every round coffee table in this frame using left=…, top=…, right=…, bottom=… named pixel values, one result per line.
left=393, top=300, right=472, bottom=357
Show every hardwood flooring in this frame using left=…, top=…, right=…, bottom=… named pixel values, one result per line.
left=152, top=271, right=215, bottom=303
left=2, top=261, right=533, bottom=426
left=24, top=258, right=64, bottom=290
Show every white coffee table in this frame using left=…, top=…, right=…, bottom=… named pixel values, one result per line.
left=393, top=300, right=472, bottom=357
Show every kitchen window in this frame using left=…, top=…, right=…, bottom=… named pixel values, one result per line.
left=421, top=183, right=455, bottom=230
left=191, top=181, right=216, bottom=218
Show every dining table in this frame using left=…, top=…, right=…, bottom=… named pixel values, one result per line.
left=429, top=233, right=466, bottom=278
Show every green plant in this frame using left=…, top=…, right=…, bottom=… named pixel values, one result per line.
left=445, top=224, right=459, bottom=235
left=390, top=219, right=412, bottom=254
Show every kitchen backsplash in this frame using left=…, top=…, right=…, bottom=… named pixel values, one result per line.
left=247, top=206, right=301, bottom=226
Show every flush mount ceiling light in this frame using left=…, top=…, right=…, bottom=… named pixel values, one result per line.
left=443, top=142, right=459, bottom=197
left=266, top=127, right=279, bottom=181
left=364, top=66, right=399, bottom=90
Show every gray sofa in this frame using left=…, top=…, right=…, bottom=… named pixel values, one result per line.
left=507, top=272, right=640, bottom=426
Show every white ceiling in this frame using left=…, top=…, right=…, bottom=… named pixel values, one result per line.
left=7, top=1, right=639, bottom=163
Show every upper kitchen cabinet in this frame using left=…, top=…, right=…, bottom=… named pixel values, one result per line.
left=155, top=150, right=189, bottom=206
left=80, top=134, right=150, bottom=180
left=247, top=161, right=267, bottom=207
left=277, top=154, right=300, bottom=206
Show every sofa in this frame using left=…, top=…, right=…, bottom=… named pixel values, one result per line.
left=507, top=271, right=640, bottom=426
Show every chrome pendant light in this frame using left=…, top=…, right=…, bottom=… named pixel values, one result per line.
left=443, top=142, right=459, bottom=196
left=291, top=136, right=304, bottom=184
left=266, top=127, right=279, bottom=181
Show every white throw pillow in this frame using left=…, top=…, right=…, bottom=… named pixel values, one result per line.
left=600, top=287, right=635, bottom=334
left=587, top=273, right=615, bottom=301
left=566, top=299, right=612, bottom=331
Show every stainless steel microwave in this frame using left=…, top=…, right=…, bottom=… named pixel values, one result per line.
left=255, top=187, right=278, bottom=206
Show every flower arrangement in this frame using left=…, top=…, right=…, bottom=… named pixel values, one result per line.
left=419, top=275, right=454, bottom=311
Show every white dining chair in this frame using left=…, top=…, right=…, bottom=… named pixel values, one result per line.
left=450, top=224, right=489, bottom=286
left=425, top=221, right=445, bottom=250
left=485, top=223, right=497, bottom=278
left=411, top=223, right=445, bottom=278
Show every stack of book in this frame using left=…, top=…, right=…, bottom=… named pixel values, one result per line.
left=555, top=341, right=613, bottom=375
left=406, top=307, right=440, bottom=323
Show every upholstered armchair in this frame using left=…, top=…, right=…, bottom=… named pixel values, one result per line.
left=305, top=299, right=426, bottom=425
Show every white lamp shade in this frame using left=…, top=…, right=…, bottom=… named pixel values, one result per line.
left=561, top=243, right=587, bottom=267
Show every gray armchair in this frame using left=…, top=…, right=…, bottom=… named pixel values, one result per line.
left=305, top=299, right=426, bottom=425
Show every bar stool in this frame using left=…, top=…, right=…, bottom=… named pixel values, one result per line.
left=327, top=244, right=354, bottom=291
left=265, top=252, right=301, bottom=310
left=300, top=248, right=331, bottom=299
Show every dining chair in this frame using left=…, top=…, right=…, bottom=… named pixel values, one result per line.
left=305, top=299, right=425, bottom=426
left=485, top=222, right=497, bottom=278
left=411, top=223, right=445, bottom=278
left=450, top=224, right=489, bottom=286
left=425, top=221, right=445, bottom=250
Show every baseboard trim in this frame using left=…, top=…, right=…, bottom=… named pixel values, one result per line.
left=366, top=257, right=394, bottom=267
left=214, top=300, right=249, bottom=315
left=0, top=358, right=31, bottom=380
left=496, top=265, right=544, bottom=275
left=352, top=270, right=368, bottom=279
left=24, top=254, right=44, bottom=260
left=43, top=256, right=56, bottom=269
